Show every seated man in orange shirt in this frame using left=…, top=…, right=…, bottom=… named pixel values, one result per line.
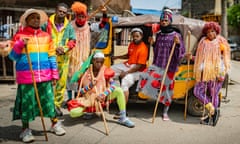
left=111, top=28, right=148, bottom=104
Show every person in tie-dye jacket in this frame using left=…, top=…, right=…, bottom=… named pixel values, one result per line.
left=41, top=3, right=76, bottom=116
left=9, top=9, right=66, bottom=143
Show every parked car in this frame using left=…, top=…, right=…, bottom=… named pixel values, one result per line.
left=228, top=39, right=240, bottom=60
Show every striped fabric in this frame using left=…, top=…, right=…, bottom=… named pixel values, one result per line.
left=9, top=26, right=59, bottom=84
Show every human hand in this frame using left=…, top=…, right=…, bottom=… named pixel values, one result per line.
left=96, top=94, right=106, bottom=102
left=120, top=71, right=128, bottom=79
left=52, top=79, right=57, bottom=86
left=67, top=40, right=76, bottom=49
left=56, top=47, right=65, bottom=55
left=148, top=36, right=154, bottom=45
left=22, top=38, right=29, bottom=45
left=111, top=56, right=118, bottom=61
left=174, top=35, right=180, bottom=44
left=92, top=78, right=97, bottom=86
left=100, top=6, right=107, bottom=13
left=185, top=53, right=193, bottom=60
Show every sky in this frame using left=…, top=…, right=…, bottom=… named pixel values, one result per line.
left=130, top=0, right=182, bottom=10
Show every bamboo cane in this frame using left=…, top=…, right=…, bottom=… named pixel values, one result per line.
left=24, top=44, right=48, bottom=141
left=152, top=42, right=176, bottom=123
left=88, top=0, right=112, bottom=19
left=184, top=31, right=191, bottom=120
left=90, top=65, right=109, bottom=135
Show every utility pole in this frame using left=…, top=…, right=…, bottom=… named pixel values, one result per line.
left=221, top=0, right=228, bottom=38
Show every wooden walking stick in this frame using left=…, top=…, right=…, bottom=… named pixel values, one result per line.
left=88, top=0, right=112, bottom=19
left=184, top=31, right=191, bottom=120
left=90, top=65, right=110, bottom=135
left=24, top=42, right=48, bottom=141
left=152, top=42, right=176, bottom=123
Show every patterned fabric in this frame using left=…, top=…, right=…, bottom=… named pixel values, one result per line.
left=41, top=14, right=76, bottom=52
left=13, top=81, right=55, bottom=123
left=67, top=21, right=90, bottom=91
left=95, top=22, right=110, bottom=49
left=194, top=81, right=223, bottom=108
left=137, top=65, right=175, bottom=106
left=41, top=14, right=76, bottom=108
left=54, top=59, right=69, bottom=108
left=75, top=65, right=126, bottom=112
left=68, top=21, right=90, bottom=78
left=9, top=26, right=58, bottom=84
left=193, top=35, right=231, bottom=82
left=153, top=31, right=185, bottom=72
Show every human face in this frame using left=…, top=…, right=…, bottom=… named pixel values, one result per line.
left=76, top=13, right=87, bottom=26
left=92, top=58, right=104, bottom=71
left=56, top=6, right=68, bottom=19
left=26, top=13, right=40, bottom=29
left=160, top=19, right=170, bottom=27
left=132, top=31, right=143, bottom=44
left=206, top=28, right=217, bottom=41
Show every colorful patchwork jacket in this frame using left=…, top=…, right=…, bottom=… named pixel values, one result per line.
left=9, top=26, right=59, bottom=84
left=41, top=14, right=76, bottom=52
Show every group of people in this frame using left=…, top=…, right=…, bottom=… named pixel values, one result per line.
left=2, top=2, right=230, bottom=143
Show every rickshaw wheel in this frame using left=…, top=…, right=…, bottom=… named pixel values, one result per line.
left=187, top=94, right=204, bottom=116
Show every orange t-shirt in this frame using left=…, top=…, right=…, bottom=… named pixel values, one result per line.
left=125, top=41, right=148, bottom=69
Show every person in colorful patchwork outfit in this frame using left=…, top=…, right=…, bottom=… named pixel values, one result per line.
left=137, top=7, right=185, bottom=121
left=9, top=9, right=66, bottom=143
left=66, top=1, right=109, bottom=104
left=190, top=22, right=230, bottom=126
left=41, top=3, right=76, bottom=116
left=69, top=51, right=135, bottom=128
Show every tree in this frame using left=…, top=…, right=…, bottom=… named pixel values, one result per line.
left=227, top=4, right=240, bottom=28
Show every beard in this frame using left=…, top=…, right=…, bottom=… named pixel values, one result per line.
left=133, top=40, right=142, bottom=45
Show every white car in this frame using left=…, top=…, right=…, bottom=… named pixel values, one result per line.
left=228, top=39, right=240, bottom=60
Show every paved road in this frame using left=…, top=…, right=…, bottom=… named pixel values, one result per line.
left=0, top=61, right=240, bottom=144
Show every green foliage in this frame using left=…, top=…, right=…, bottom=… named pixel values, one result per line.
left=227, top=4, right=240, bottom=28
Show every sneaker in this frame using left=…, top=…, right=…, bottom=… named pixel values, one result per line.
left=19, top=128, right=35, bottom=143
left=118, top=118, right=135, bottom=128
left=50, top=121, right=66, bottom=136
left=162, top=114, right=170, bottom=121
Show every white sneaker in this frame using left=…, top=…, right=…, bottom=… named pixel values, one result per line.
left=19, top=128, right=35, bottom=143
left=50, top=121, right=66, bottom=136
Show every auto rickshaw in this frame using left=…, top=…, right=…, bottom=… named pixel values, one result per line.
left=93, top=14, right=216, bottom=116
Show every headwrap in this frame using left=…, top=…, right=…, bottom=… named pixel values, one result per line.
left=160, top=7, right=173, bottom=23
left=71, top=1, right=87, bottom=26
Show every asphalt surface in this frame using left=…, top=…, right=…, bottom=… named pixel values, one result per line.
left=0, top=60, right=240, bottom=144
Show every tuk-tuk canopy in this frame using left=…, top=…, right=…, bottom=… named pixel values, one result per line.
left=113, top=14, right=206, bottom=52
left=113, top=14, right=205, bottom=39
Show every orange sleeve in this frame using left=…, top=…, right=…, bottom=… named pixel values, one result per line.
left=137, top=43, right=148, bottom=65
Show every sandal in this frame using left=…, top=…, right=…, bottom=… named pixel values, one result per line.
left=118, top=118, right=135, bottom=128
left=113, top=112, right=128, bottom=119
left=162, top=114, right=170, bottom=121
